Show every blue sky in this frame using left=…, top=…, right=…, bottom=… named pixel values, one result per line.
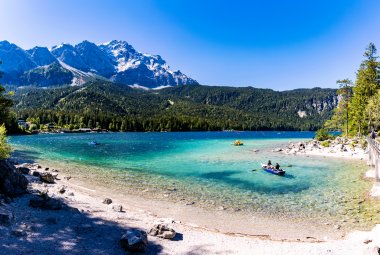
left=1, top=0, right=380, bottom=90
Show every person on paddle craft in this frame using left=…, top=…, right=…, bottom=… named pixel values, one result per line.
left=267, top=160, right=272, bottom=168
left=275, top=163, right=280, bottom=170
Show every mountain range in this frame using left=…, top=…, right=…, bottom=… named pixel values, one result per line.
left=0, top=40, right=198, bottom=88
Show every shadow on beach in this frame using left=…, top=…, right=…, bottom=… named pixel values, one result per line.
left=1, top=193, right=164, bottom=255
left=1, top=154, right=165, bottom=255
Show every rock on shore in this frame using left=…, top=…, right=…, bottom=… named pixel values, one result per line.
left=0, top=160, right=28, bottom=197
left=277, top=137, right=366, bottom=159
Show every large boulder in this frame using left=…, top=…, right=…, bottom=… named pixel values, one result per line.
left=0, top=160, right=28, bottom=197
left=148, top=224, right=176, bottom=239
left=16, top=167, right=30, bottom=175
left=120, top=229, right=148, bottom=253
left=40, top=172, right=55, bottom=184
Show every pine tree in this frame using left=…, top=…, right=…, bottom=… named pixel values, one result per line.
left=350, top=43, right=380, bottom=136
left=366, top=90, right=380, bottom=130
left=0, top=61, right=14, bottom=130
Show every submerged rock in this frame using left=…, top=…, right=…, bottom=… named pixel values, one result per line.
left=120, top=229, right=148, bottom=253
left=148, top=224, right=176, bottom=239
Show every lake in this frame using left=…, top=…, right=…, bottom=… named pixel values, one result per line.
left=9, top=131, right=380, bottom=230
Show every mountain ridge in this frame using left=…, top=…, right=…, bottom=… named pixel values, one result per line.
left=12, top=82, right=338, bottom=131
left=0, top=40, right=198, bottom=88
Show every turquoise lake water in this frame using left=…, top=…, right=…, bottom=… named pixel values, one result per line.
left=9, top=131, right=380, bottom=229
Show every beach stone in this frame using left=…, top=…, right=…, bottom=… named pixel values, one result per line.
left=103, top=198, right=113, bottom=204
left=32, top=171, right=41, bottom=177
left=148, top=224, right=176, bottom=239
left=0, top=212, right=12, bottom=226
left=112, top=204, right=123, bottom=212
left=58, top=186, right=66, bottom=194
left=120, top=229, right=148, bottom=253
left=16, top=167, right=30, bottom=175
left=40, top=173, right=55, bottom=184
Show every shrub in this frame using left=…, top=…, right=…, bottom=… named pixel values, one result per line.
left=321, top=140, right=330, bottom=147
left=360, top=139, right=368, bottom=149
left=0, top=124, right=11, bottom=160
left=315, top=128, right=332, bottom=141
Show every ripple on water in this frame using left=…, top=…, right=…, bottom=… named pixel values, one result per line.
left=9, top=132, right=380, bottom=231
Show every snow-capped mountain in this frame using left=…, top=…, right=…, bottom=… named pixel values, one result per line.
left=0, top=40, right=198, bottom=88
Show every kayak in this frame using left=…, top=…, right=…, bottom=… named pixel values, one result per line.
left=88, top=141, right=100, bottom=146
left=261, top=164, right=285, bottom=176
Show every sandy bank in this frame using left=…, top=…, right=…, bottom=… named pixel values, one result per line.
left=1, top=159, right=379, bottom=255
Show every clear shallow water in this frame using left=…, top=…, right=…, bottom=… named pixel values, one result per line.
left=9, top=132, right=380, bottom=229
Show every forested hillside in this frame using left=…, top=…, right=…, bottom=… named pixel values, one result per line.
left=11, top=82, right=338, bottom=131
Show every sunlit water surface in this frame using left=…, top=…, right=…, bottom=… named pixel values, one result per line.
left=9, top=132, right=380, bottom=230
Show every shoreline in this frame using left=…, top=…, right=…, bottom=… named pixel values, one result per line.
left=3, top=136, right=380, bottom=254
left=1, top=157, right=379, bottom=254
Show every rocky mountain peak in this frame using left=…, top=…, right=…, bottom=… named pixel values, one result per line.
left=0, top=40, right=198, bottom=88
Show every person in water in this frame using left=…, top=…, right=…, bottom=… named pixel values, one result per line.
left=275, top=163, right=280, bottom=170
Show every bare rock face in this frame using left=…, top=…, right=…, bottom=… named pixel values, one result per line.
left=148, top=224, right=176, bottom=239
left=120, top=229, right=148, bottom=253
left=0, top=160, right=28, bottom=197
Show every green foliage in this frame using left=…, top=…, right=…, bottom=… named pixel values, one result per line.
left=315, top=128, right=332, bottom=141
left=11, top=82, right=337, bottom=132
left=350, top=43, right=380, bottom=136
left=0, top=124, right=11, bottom=160
left=366, top=90, right=380, bottom=131
left=321, top=140, right=330, bottom=147
left=324, top=43, right=380, bottom=137
left=360, top=138, right=368, bottom=149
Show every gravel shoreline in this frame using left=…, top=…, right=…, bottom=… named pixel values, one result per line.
left=1, top=154, right=380, bottom=254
